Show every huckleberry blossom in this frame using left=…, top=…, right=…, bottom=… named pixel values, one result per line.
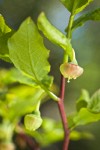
left=24, top=114, right=42, bottom=131
left=60, top=62, right=84, bottom=82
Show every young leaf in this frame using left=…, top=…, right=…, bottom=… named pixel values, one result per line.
left=68, top=114, right=76, bottom=129
left=30, top=118, right=64, bottom=146
left=0, top=15, right=13, bottom=62
left=8, top=17, right=51, bottom=87
left=70, top=130, right=94, bottom=140
left=37, top=12, right=73, bottom=61
left=5, top=86, right=45, bottom=120
left=60, top=0, right=93, bottom=15
left=87, top=89, right=100, bottom=113
left=68, top=89, right=100, bottom=129
left=0, top=32, right=13, bottom=62
left=76, top=89, right=90, bottom=111
left=73, top=108, right=100, bottom=127
left=0, top=14, right=11, bottom=36
left=72, top=8, right=100, bottom=30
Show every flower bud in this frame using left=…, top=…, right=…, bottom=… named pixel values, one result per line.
left=60, top=63, right=83, bottom=82
left=24, top=114, right=42, bottom=131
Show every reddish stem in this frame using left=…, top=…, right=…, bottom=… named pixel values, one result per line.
left=57, top=75, right=70, bottom=150
left=17, top=131, right=40, bottom=150
left=59, top=75, right=66, bottom=101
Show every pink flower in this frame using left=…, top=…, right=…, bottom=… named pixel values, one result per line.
left=60, top=63, right=84, bottom=82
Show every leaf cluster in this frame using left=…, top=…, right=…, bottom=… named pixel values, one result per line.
left=69, top=89, right=100, bottom=129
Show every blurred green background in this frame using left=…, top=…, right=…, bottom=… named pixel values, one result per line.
left=0, top=0, right=100, bottom=150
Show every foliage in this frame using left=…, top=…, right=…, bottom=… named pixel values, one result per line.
left=0, top=0, right=100, bottom=149
left=72, top=8, right=100, bottom=30
left=37, top=12, right=73, bottom=61
left=69, top=89, right=100, bottom=129
left=0, top=14, right=13, bottom=62
left=8, top=17, right=52, bottom=88
left=60, top=0, right=93, bottom=14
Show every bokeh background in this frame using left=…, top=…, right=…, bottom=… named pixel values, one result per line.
left=0, top=0, right=100, bottom=150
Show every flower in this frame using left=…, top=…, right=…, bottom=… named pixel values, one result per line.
left=24, top=114, right=42, bottom=131
left=60, top=63, right=84, bottom=82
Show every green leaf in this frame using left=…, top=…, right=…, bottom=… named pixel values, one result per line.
left=29, top=118, right=64, bottom=146
left=0, top=15, right=13, bottom=62
left=8, top=85, right=43, bottom=100
left=10, top=69, right=38, bottom=87
left=0, top=14, right=11, bottom=36
left=0, top=83, right=45, bottom=120
left=28, top=118, right=94, bottom=145
left=42, top=118, right=63, bottom=145
left=87, top=89, right=100, bottom=113
left=0, top=100, right=6, bottom=116
left=0, top=54, right=11, bottom=62
left=40, top=127, right=63, bottom=146
left=60, top=0, right=93, bottom=15
left=0, top=69, right=36, bottom=87
left=76, top=89, right=90, bottom=111
left=73, top=108, right=100, bottom=127
left=69, top=89, right=100, bottom=128
left=72, top=8, right=100, bottom=30
left=37, top=12, right=73, bottom=61
left=68, top=114, right=76, bottom=129
left=0, top=32, right=13, bottom=62
left=9, top=68, right=53, bottom=88
left=70, top=130, right=94, bottom=140
left=8, top=17, right=51, bottom=87
left=0, top=68, right=51, bottom=88
left=0, top=121, right=14, bottom=141
left=6, top=86, right=45, bottom=120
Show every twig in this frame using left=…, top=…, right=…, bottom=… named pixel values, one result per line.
left=19, top=133, right=40, bottom=150
left=57, top=75, right=70, bottom=150
left=16, top=124, right=40, bottom=150
left=57, top=10, right=75, bottom=150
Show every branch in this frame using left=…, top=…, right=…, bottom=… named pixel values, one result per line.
left=19, top=133, right=40, bottom=150
left=57, top=75, right=70, bottom=150
left=15, top=124, right=40, bottom=150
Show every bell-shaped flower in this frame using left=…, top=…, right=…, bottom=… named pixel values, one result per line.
left=24, top=114, right=42, bottom=131
left=60, top=62, right=84, bottom=82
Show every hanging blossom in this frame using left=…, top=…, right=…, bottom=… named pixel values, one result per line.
left=60, top=48, right=84, bottom=82
left=60, top=62, right=84, bottom=82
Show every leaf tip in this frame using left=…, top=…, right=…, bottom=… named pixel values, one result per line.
left=38, top=12, right=46, bottom=23
left=26, top=17, right=33, bottom=24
